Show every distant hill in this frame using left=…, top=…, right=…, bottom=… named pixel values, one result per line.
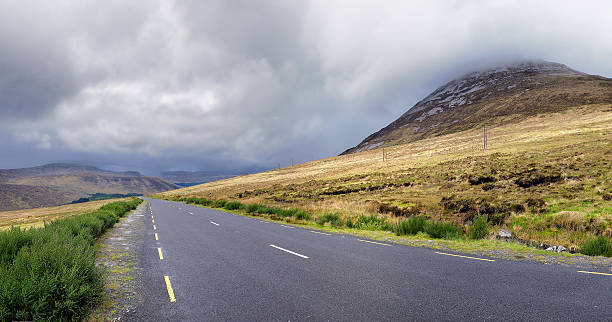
left=161, top=170, right=239, bottom=186
left=343, top=60, right=612, bottom=154
left=0, top=163, right=179, bottom=211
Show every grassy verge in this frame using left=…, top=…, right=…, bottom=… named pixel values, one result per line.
left=166, top=196, right=612, bottom=258
left=0, top=198, right=142, bottom=321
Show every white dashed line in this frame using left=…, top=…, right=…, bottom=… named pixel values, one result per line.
left=269, top=244, right=309, bottom=259
left=210, top=221, right=220, bottom=226
left=310, top=231, right=332, bottom=236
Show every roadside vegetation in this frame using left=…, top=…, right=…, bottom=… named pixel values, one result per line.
left=168, top=196, right=612, bottom=257
left=159, top=105, right=612, bottom=257
left=0, top=198, right=142, bottom=321
left=70, top=192, right=141, bottom=204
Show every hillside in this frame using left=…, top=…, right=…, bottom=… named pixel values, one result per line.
left=162, top=170, right=239, bottom=186
left=0, top=163, right=178, bottom=211
left=157, top=61, right=612, bottom=249
left=343, top=60, right=612, bottom=154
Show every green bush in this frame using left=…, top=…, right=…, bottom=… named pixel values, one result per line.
left=469, top=215, right=489, bottom=239
left=294, top=210, right=311, bottom=221
left=272, top=208, right=299, bottom=218
left=213, top=200, right=227, bottom=208
left=392, top=216, right=427, bottom=236
left=350, top=214, right=391, bottom=231
left=223, top=201, right=244, bottom=210
left=317, top=212, right=342, bottom=227
left=0, top=198, right=142, bottom=321
left=424, top=221, right=461, bottom=239
left=580, top=236, right=612, bottom=257
left=245, top=203, right=263, bottom=213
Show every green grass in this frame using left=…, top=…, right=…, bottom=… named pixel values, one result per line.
left=580, top=236, right=612, bottom=257
left=423, top=221, right=461, bottom=239
left=392, top=216, right=427, bottom=236
left=0, top=198, right=142, bottom=321
left=469, top=215, right=489, bottom=239
left=316, top=212, right=342, bottom=227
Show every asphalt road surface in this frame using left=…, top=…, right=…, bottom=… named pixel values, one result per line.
left=127, top=198, right=612, bottom=321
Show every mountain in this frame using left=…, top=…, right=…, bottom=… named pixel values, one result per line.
left=343, top=60, right=612, bottom=154
left=0, top=163, right=179, bottom=211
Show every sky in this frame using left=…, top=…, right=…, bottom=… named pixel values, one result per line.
left=1, top=0, right=611, bottom=175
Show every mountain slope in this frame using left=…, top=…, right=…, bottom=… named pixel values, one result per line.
left=0, top=163, right=179, bottom=211
left=343, top=60, right=612, bottom=154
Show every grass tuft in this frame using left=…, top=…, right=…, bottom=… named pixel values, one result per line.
left=469, top=215, right=489, bottom=239
left=392, top=216, right=427, bottom=236
left=580, top=236, right=612, bottom=257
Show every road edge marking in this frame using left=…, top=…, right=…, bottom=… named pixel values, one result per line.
left=158, top=248, right=164, bottom=260
left=269, top=244, right=309, bottom=259
left=164, top=276, right=176, bottom=302
left=577, top=270, right=612, bottom=276
left=435, top=251, right=495, bottom=262
left=358, top=239, right=392, bottom=246
left=280, top=224, right=295, bottom=229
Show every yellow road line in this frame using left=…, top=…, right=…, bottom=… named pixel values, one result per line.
left=158, top=248, right=164, bottom=260
left=435, top=251, right=495, bottom=262
left=152, top=219, right=155, bottom=224
left=153, top=225, right=157, bottom=230
left=155, top=233, right=159, bottom=241
left=358, top=239, right=392, bottom=246
left=577, top=270, right=612, bottom=276
left=164, top=276, right=176, bottom=302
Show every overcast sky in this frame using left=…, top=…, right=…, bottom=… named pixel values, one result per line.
left=1, top=0, right=611, bottom=175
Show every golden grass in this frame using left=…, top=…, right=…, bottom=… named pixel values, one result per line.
left=158, top=104, right=612, bottom=246
left=0, top=198, right=130, bottom=230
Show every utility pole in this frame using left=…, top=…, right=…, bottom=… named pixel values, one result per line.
left=382, top=147, right=385, bottom=161
left=483, top=125, right=487, bottom=149
left=291, top=159, right=294, bottom=167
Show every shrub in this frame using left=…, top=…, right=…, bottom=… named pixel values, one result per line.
left=469, top=215, right=489, bottom=239
left=580, top=236, right=612, bottom=257
left=424, top=221, right=461, bottom=239
left=213, top=200, right=227, bottom=208
left=293, top=210, right=311, bottom=221
left=392, top=216, right=427, bottom=235
left=272, top=208, right=299, bottom=218
left=350, top=214, right=391, bottom=231
left=245, top=203, right=263, bottom=213
left=317, top=212, right=342, bottom=227
left=223, top=201, right=243, bottom=210
left=0, top=198, right=142, bottom=321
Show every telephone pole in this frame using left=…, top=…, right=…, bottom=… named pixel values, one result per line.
left=382, top=147, right=385, bottom=161
left=483, top=125, right=487, bottom=149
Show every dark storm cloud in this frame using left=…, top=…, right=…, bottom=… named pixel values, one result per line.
left=1, top=0, right=611, bottom=173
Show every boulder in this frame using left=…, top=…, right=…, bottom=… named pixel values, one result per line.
left=498, top=230, right=513, bottom=238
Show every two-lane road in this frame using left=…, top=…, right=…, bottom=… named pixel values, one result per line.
left=127, top=198, right=612, bottom=321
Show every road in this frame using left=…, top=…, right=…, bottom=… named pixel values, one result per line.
left=127, top=198, right=612, bottom=321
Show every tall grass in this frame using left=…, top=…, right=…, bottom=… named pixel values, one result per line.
left=424, top=221, right=461, bottom=239
left=580, top=236, right=612, bottom=257
left=392, top=216, right=427, bottom=236
left=469, top=215, right=489, bottom=239
left=0, top=198, right=142, bottom=321
left=316, top=212, right=342, bottom=227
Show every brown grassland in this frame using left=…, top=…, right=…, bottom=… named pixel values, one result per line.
left=159, top=104, right=612, bottom=250
left=0, top=198, right=130, bottom=231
